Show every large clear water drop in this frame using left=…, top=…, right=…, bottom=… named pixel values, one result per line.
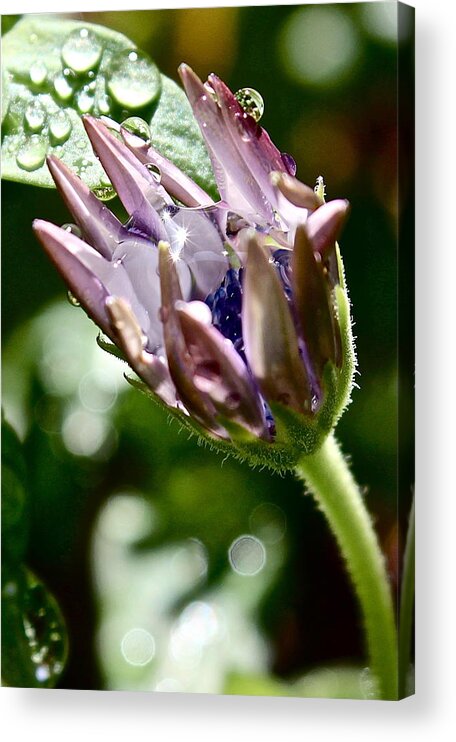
left=61, top=28, right=103, bottom=74
left=16, top=135, right=47, bottom=171
left=107, top=49, right=161, bottom=109
left=121, top=116, right=151, bottom=144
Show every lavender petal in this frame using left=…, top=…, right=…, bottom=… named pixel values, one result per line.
left=242, top=230, right=312, bottom=414
left=82, top=116, right=168, bottom=242
left=176, top=301, right=270, bottom=439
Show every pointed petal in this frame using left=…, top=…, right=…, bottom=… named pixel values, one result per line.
left=176, top=302, right=269, bottom=439
left=121, top=127, right=214, bottom=208
left=82, top=116, right=167, bottom=241
left=209, top=74, right=286, bottom=212
left=46, top=155, right=123, bottom=259
left=242, top=231, right=312, bottom=414
left=178, top=64, right=273, bottom=222
left=33, top=219, right=112, bottom=336
left=163, top=207, right=228, bottom=298
left=106, top=296, right=177, bottom=406
left=292, top=224, right=342, bottom=373
left=306, top=199, right=349, bottom=255
left=158, top=241, right=226, bottom=436
left=33, top=219, right=155, bottom=342
left=270, top=171, right=323, bottom=211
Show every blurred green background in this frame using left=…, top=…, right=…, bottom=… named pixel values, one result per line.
left=2, top=4, right=414, bottom=696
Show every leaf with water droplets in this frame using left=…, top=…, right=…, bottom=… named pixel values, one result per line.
left=1, top=16, right=216, bottom=197
left=1, top=564, right=68, bottom=688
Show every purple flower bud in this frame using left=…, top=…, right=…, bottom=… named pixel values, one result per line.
left=33, top=65, right=355, bottom=459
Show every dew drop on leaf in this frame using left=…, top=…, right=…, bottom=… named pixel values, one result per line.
left=24, top=99, right=47, bottom=132
left=53, top=71, right=75, bottom=102
left=97, top=91, right=112, bottom=115
left=16, top=134, right=47, bottom=171
left=61, top=28, right=103, bottom=74
left=107, top=49, right=161, bottom=109
left=22, top=578, right=68, bottom=687
left=49, top=110, right=72, bottom=144
left=121, top=116, right=151, bottom=144
left=234, top=87, right=265, bottom=122
left=75, top=85, right=95, bottom=114
left=29, top=61, right=47, bottom=87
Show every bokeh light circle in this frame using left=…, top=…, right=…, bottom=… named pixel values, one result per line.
left=120, top=627, right=156, bottom=666
left=228, top=535, right=266, bottom=576
left=280, top=6, right=359, bottom=87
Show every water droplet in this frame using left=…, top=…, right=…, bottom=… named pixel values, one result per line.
left=7, top=138, right=18, bottom=153
left=146, top=163, right=161, bottom=182
left=49, top=110, right=72, bottom=144
left=234, top=87, right=264, bottom=122
left=107, top=49, right=161, bottom=109
left=75, top=85, right=95, bottom=114
left=61, top=28, right=103, bottom=74
left=91, top=185, right=117, bottom=201
left=96, top=92, right=111, bottom=115
left=53, top=71, right=75, bottom=101
left=62, top=223, right=82, bottom=238
left=24, top=99, right=47, bottom=132
left=29, top=61, right=47, bottom=86
left=121, top=116, right=151, bottom=144
left=203, top=82, right=218, bottom=103
left=67, top=291, right=81, bottom=307
left=16, top=135, right=47, bottom=171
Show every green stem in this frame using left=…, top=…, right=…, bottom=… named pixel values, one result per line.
left=296, top=434, right=398, bottom=700
left=398, top=495, right=415, bottom=697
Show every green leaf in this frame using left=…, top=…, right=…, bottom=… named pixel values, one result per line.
left=1, top=417, right=29, bottom=563
left=1, top=564, right=68, bottom=688
left=1, top=15, right=216, bottom=196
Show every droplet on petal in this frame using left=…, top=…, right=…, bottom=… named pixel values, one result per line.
left=234, top=87, right=264, bottom=122
left=121, top=116, right=151, bottom=144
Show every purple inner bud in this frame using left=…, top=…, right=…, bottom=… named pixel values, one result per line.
left=205, top=268, right=244, bottom=356
left=205, top=267, right=276, bottom=437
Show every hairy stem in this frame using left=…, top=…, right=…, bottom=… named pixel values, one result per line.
left=296, top=434, right=398, bottom=699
